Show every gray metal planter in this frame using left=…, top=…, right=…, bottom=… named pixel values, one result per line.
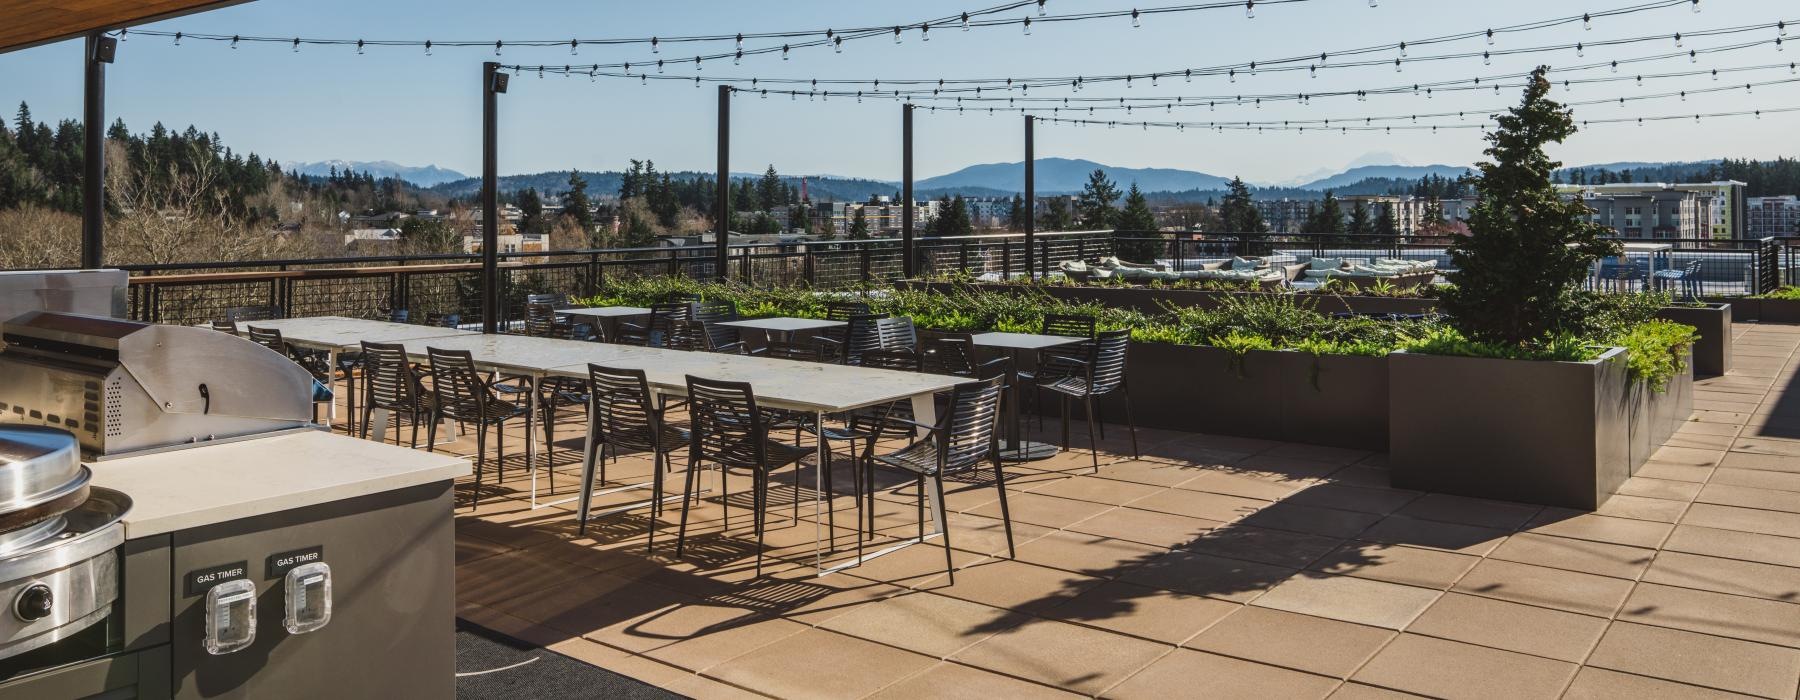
left=1655, top=304, right=1731, bottom=376
left=1120, top=344, right=1388, bottom=450
left=1388, top=348, right=1632, bottom=510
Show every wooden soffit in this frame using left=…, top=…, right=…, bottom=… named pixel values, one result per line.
left=0, top=0, right=251, bottom=54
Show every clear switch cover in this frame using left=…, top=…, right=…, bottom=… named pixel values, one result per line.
left=284, top=562, right=332, bottom=635
left=203, top=579, right=257, bottom=655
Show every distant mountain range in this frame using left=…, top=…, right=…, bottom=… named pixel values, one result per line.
left=285, top=160, right=470, bottom=187
left=916, top=157, right=1233, bottom=194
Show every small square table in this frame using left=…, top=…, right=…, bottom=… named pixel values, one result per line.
left=714, top=317, right=846, bottom=343
left=557, top=306, right=652, bottom=341
left=970, top=332, right=1087, bottom=462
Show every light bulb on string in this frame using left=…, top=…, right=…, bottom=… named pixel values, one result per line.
left=640, top=74, right=647, bottom=85
left=694, top=56, right=702, bottom=71
left=230, top=35, right=240, bottom=49
left=1185, top=69, right=1192, bottom=83
left=1228, top=69, right=1236, bottom=83
left=834, top=37, right=843, bottom=53
left=1675, top=33, right=1683, bottom=48
left=292, top=38, right=301, bottom=53
left=173, top=32, right=181, bottom=46
left=961, top=13, right=971, bottom=31
left=1394, top=58, right=1402, bottom=73
left=656, top=60, right=664, bottom=73
left=1249, top=61, right=1256, bottom=76
left=1610, top=61, right=1618, bottom=73
left=1583, top=13, right=1592, bottom=30
left=782, top=44, right=789, bottom=60
left=570, top=39, right=579, bottom=55
left=1151, top=75, right=1158, bottom=87
left=1132, top=9, right=1141, bottom=28
left=1690, top=50, right=1698, bottom=63
left=1713, top=69, right=1719, bottom=80
left=1398, top=41, right=1407, bottom=58
left=537, top=67, right=544, bottom=79
left=1038, top=0, right=1048, bottom=16
left=424, top=40, right=432, bottom=56
left=492, top=40, right=501, bottom=56
left=1486, top=28, right=1495, bottom=45
left=119, top=29, right=127, bottom=42
left=1483, top=51, right=1490, bottom=65
left=734, top=51, right=742, bottom=65
left=1310, top=65, right=1317, bottom=78
left=651, top=37, right=659, bottom=53
left=761, top=89, right=767, bottom=99
left=1576, top=42, right=1584, bottom=58
left=1691, top=0, right=1700, bottom=13
left=1245, top=0, right=1255, bottom=19
left=1680, top=90, right=1687, bottom=101
left=921, top=25, right=929, bottom=41
left=892, top=26, right=902, bottom=44
left=1023, top=18, right=1032, bottom=35
left=589, top=68, right=596, bottom=82
left=358, top=39, right=367, bottom=54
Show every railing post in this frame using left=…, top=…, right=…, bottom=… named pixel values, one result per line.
left=668, top=248, right=680, bottom=278
left=804, top=248, right=816, bottom=286
left=859, top=246, right=871, bottom=282
left=480, top=61, right=503, bottom=333
left=1002, top=241, right=1012, bottom=278
left=81, top=32, right=109, bottom=269
left=715, top=85, right=732, bottom=282
left=1022, top=115, right=1035, bottom=279
left=902, top=103, right=915, bottom=279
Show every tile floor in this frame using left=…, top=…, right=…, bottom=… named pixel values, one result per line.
left=397, top=322, right=1800, bottom=698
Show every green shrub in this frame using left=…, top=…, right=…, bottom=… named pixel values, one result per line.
left=1755, top=286, right=1800, bottom=300
left=1611, top=319, right=1698, bottom=392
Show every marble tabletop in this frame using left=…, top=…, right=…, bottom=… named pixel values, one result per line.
left=715, top=317, right=847, bottom=333
left=558, top=306, right=651, bottom=319
left=227, top=316, right=476, bottom=352
left=969, top=331, right=1087, bottom=351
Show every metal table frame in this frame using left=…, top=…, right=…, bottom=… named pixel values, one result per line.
left=969, top=332, right=1085, bottom=462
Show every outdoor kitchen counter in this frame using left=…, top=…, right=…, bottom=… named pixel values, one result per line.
left=85, top=429, right=471, bottom=539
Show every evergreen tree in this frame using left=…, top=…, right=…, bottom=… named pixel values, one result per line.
left=1303, top=191, right=1345, bottom=236
left=1374, top=203, right=1399, bottom=237
left=1346, top=200, right=1372, bottom=237
left=560, top=170, right=595, bottom=233
left=848, top=206, right=871, bottom=239
left=1040, top=197, right=1073, bottom=231
left=1007, top=194, right=1025, bottom=232
left=516, top=188, right=544, bottom=234
left=1440, top=66, right=1619, bottom=348
left=1076, top=169, right=1121, bottom=230
left=1114, top=183, right=1160, bottom=262
left=757, top=165, right=782, bottom=212
left=1218, top=177, right=1264, bottom=236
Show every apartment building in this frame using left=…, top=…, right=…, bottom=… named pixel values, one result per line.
left=1748, top=195, right=1800, bottom=237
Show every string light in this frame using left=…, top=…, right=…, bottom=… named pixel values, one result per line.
left=570, top=38, right=578, bottom=55
left=1246, top=0, right=1255, bottom=19
left=1132, top=9, right=1142, bottom=28
left=1584, top=13, right=1593, bottom=30
left=1024, top=17, right=1032, bottom=35
left=230, top=35, right=240, bottom=49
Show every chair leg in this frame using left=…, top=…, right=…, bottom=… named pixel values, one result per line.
left=472, top=422, right=487, bottom=511
left=932, top=473, right=954, bottom=584
left=822, top=442, right=836, bottom=549
left=409, top=412, right=420, bottom=450
left=1094, top=400, right=1106, bottom=440
left=1084, top=395, right=1101, bottom=473
left=1122, top=389, right=1140, bottom=460
left=1060, top=395, right=1072, bottom=448
left=754, top=469, right=768, bottom=577
left=646, top=449, right=664, bottom=553
left=992, top=456, right=1015, bottom=558
left=542, top=396, right=556, bottom=496
left=425, top=410, right=440, bottom=453
left=915, top=474, right=926, bottom=542
left=674, top=456, right=701, bottom=559
left=495, top=419, right=506, bottom=484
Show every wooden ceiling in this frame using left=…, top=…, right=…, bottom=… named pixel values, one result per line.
left=1, top=0, right=250, bottom=53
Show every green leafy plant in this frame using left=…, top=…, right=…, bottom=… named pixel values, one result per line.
left=1612, top=319, right=1698, bottom=392
left=1208, top=330, right=1276, bottom=378
left=1755, top=286, right=1800, bottom=300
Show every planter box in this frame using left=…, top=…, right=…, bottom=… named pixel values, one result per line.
left=1759, top=298, right=1800, bottom=323
left=900, top=280, right=1439, bottom=316
left=1628, top=351, right=1695, bottom=474
left=1388, top=349, right=1631, bottom=510
left=1654, top=304, right=1731, bottom=376
left=1016, top=342, right=1389, bottom=451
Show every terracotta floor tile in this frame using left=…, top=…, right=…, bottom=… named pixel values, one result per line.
left=1650, top=446, right=1725, bottom=467
left=1451, top=559, right=1635, bottom=618
left=1104, top=649, right=1338, bottom=700
left=1485, top=532, right=1656, bottom=580
left=1615, top=477, right=1705, bottom=502
left=1281, top=483, right=1421, bottom=515
left=817, top=590, right=1026, bottom=658
left=1012, top=530, right=1169, bottom=578
left=1643, top=550, right=1800, bottom=603
left=1093, top=459, right=1214, bottom=487
left=1239, top=502, right=1385, bottom=539
left=1617, top=582, right=1800, bottom=648
left=1182, top=524, right=1345, bottom=569
left=1187, top=606, right=1395, bottom=678
left=1329, top=683, right=1434, bottom=699
left=1350, top=634, right=1578, bottom=700
left=1064, top=506, right=1221, bottom=548
left=964, top=492, right=1114, bottom=529
left=1396, top=493, right=1542, bottom=530
left=1663, top=525, right=1800, bottom=569
left=1308, top=541, right=1481, bottom=590
left=1251, top=571, right=1440, bottom=629
left=1234, top=454, right=1353, bottom=481
left=1406, top=592, right=1609, bottom=663
left=916, top=557, right=1106, bottom=615
left=1682, top=503, right=1800, bottom=539
left=1356, top=515, right=1511, bottom=556
left=1592, top=494, right=1690, bottom=524
left=1707, top=468, right=1800, bottom=494
left=1523, top=510, right=1674, bottom=549
left=940, top=512, right=1055, bottom=559
left=1265, top=443, right=1372, bottom=465
left=1561, top=667, right=1759, bottom=700
left=1718, top=450, right=1800, bottom=473
left=868, top=661, right=1083, bottom=700
left=1025, top=474, right=1167, bottom=505
left=1118, top=549, right=1298, bottom=603
left=1126, top=488, right=1269, bottom=522
left=1696, top=483, right=1800, bottom=514
left=1043, top=580, right=1238, bottom=645
left=1635, top=462, right=1717, bottom=483
left=1586, top=622, right=1800, bottom=699
left=703, top=628, right=937, bottom=699
left=617, top=607, right=809, bottom=673
left=948, top=618, right=1170, bottom=695
left=1175, top=469, right=1315, bottom=501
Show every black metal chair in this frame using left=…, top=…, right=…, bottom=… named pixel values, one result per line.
left=1036, top=329, right=1137, bottom=472
left=387, top=308, right=411, bottom=323
left=582, top=365, right=690, bottom=545
left=667, top=319, right=745, bottom=354
left=825, top=300, right=872, bottom=321
left=820, top=312, right=887, bottom=365
left=617, top=301, right=693, bottom=348
left=674, top=376, right=812, bottom=576
left=1021, top=313, right=1099, bottom=424
left=424, top=347, right=531, bottom=509
left=208, top=320, right=240, bottom=335
left=224, top=305, right=281, bottom=323
left=872, top=316, right=919, bottom=353
left=358, top=341, right=433, bottom=449
left=247, top=326, right=336, bottom=423
left=523, top=302, right=560, bottom=338
left=810, top=348, right=921, bottom=552
left=426, top=312, right=462, bottom=328
left=922, top=333, right=978, bottom=377
left=1041, top=313, right=1098, bottom=339
left=867, top=360, right=1013, bottom=584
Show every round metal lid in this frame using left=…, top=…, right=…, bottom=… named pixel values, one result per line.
left=0, top=425, right=91, bottom=519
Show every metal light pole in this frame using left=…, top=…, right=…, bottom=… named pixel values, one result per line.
left=715, top=85, right=731, bottom=281
left=902, top=103, right=915, bottom=279
left=480, top=61, right=503, bottom=333
left=1023, top=115, right=1036, bottom=279
left=81, top=32, right=111, bottom=269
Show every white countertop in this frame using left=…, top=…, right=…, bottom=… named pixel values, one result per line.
left=87, top=430, right=471, bottom=539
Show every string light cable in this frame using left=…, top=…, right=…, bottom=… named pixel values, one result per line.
left=1023, top=103, right=1800, bottom=133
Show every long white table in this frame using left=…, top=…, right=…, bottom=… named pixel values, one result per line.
left=225, top=316, right=476, bottom=429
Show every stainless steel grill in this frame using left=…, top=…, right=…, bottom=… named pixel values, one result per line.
left=0, top=311, right=316, bottom=457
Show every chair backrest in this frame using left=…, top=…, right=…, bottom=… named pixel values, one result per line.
left=661, top=291, right=701, bottom=304
left=524, top=302, right=559, bottom=338
left=922, top=334, right=976, bottom=377
left=939, top=374, right=1006, bottom=473
left=361, top=341, right=425, bottom=412
left=587, top=365, right=664, bottom=453
left=425, top=347, right=494, bottom=423
left=825, top=300, right=872, bottom=321
left=224, top=305, right=280, bottom=323
left=645, top=301, right=695, bottom=347
left=860, top=347, right=921, bottom=373
left=245, top=326, right=286, bottom=354
left=760, top=340, right=829, bottom=362
left=387, top=308, right=411, bottom=324
left=684, top=376, right=767, bottom=468
left=1088, top=329, right=1131, bottom=395
left=426, top=312, right=461, bottom=328
left=833, top=312, right=889, bottom=364
left=527, top=293, right=569, bottom=309
left=209, top=320, right=240, bottom=336
left=873, top=316, right=918, bottom=352
left=1042, top=313, right=1098, bottom=339
left=975, top=356, right=1014, bottom=383
left=693, top=299, right=739, bottom=323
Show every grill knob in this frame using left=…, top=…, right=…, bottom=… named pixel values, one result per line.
left=15, top=584, right=52, bottom=622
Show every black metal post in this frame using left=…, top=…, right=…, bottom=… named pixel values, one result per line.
left=902, top=103, right=915, bottom=279
left=481, top=62, right=500, bottom=333
left=1023, top=115, right=1035, bottom=279
left=81, top=33, right=107, bottom=269
left=715, top=85, right=731, bottom=281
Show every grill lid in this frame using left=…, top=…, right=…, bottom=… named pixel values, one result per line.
left=0, top=425, right=91, bottom=520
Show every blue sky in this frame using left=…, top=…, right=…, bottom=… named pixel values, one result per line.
left=2, top=0, right=1794, bottom=184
